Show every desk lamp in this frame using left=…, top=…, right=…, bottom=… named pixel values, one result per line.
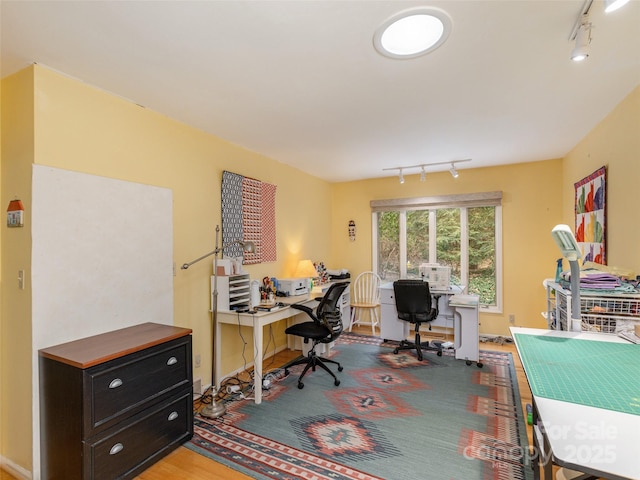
left=294, top=259, right=318, bottom=291
left=182, top=225, right=255, bottom=418
left=551, top=224, right=582, bottom=332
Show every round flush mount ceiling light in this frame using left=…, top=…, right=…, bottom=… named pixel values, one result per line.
left=373, top=7, right=452, bottom=59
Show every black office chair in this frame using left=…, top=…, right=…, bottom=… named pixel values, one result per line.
left=392, top=279, right=443, bottom=361
left=283, top=282, right=349, bottom=389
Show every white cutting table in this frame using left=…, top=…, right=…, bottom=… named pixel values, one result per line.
left=510, top=327, right=640, bottom=480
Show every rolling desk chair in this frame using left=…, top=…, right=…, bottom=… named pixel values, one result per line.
left=392, top=279, right=443, bottom=361
left=283, top=282, right=350, bottom=389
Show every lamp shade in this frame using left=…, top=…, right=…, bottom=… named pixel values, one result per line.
left=551, top=224, right=581, bottom=262
left=239, top=240, right=256, bottom=254
left=294, top=259, right=317, bottom=278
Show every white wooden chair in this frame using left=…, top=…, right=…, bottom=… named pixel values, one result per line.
left=349, top=271, right=381, bottom=335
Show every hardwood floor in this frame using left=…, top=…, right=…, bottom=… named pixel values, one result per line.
left=0, top=326, right=580, bottom=480
left=0, top=471, right=19, bottom=480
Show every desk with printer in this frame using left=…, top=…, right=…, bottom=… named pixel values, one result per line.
left=213, top=262, right=480, bottom=405
left=213, top=272, right=350, bottom=404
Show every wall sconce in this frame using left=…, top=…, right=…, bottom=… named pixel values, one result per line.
left=348, top=220, right=356, bottom=241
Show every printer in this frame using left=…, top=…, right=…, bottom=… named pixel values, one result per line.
left=278, top=278, right=309, bottom=296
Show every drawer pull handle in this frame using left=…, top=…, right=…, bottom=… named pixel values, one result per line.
left=166, top=356, right=178, bottom=366
left=109, top=443, right=124, bottom=455
left=108, top=378, right=123, bottom=389
left=168, top=411, right=179, bottom=421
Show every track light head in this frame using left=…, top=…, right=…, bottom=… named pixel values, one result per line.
left=604, top=0, right=630, bottom=13
left=449, top=163, right=459, bottom=178
left=571, top=16, right=591, bottom=62
left=399, top=168, right=405, bottom=184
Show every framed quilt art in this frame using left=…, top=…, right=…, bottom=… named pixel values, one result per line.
left=574, top=166, right=606, bottom=264
left=221, top=171, right=277, bottom=264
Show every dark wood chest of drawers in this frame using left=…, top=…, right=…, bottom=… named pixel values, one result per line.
left=39, top=322, right=193, bottom=479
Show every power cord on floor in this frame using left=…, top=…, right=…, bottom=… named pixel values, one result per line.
left=479, top=335, right=513, bottom=345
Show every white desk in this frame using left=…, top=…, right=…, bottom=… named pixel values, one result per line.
left=216, top=294, right=314, bottom=404
left=510, top=327, right=640, bottom=480
left=449, top=294, right=481, bottom=365
left=379, top=282, right=480, bottom=364
left=379, top=282, right=463, bottom=340
left=215, top=283, right=349, bottom=405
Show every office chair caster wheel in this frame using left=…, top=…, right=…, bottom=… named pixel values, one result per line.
left=466, top=360, right=472, bottom=366
left=393, top=348, right=399, bottom=354
left=334, top=379, right=340, bottom=386
left=338, top=366, right=343, bottom=372
left=297, top=382, right=304, bottom=389
left=477, top=362, right=483, bottom=368
left=437, top=351, right=442, bottom=356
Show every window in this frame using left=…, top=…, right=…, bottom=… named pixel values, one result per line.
left=372, top=192, right=502, bottom=312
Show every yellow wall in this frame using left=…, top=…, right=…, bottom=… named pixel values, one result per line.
left=1, top=64, right=638, bottom=477
left=331, top=160, right=564, bottom=335
left=562, top=84, right=640, bottom=274
left=330, top=85, right=640, bottom=335
left=30, top=65, right=335, bottom=377
left=1, top=68, right=35, bottom=474
left=1, top=65, right=334, bottom=475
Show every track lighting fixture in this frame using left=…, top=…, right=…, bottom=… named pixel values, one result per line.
left=383, top=159, right=470, bottom=183
left=571, top=15, right=592, bottom=62
left=567, top=0, right=630, bottom=63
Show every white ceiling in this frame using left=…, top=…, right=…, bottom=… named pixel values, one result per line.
left=2, top=0, right=639, bottom=182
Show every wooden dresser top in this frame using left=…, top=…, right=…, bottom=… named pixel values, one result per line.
left=39, top=322, right=192, bottom=369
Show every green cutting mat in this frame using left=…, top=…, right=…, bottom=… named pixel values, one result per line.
left=514, top=334, right=640, bottom=415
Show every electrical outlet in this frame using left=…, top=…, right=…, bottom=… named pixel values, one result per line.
left=192, top=377, right=202, bottom=395
left=509, top=314, right=515, bottom=324
left=194, top=354, right=201, bottom=368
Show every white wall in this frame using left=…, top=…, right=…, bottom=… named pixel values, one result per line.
left=30, top=165, right=173, bottom=478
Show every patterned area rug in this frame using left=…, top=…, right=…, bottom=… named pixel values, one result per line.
left=187, top=333, right=533, bottom=480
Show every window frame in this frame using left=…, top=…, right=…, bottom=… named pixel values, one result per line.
left=371, top=191, right=503, bottom=313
